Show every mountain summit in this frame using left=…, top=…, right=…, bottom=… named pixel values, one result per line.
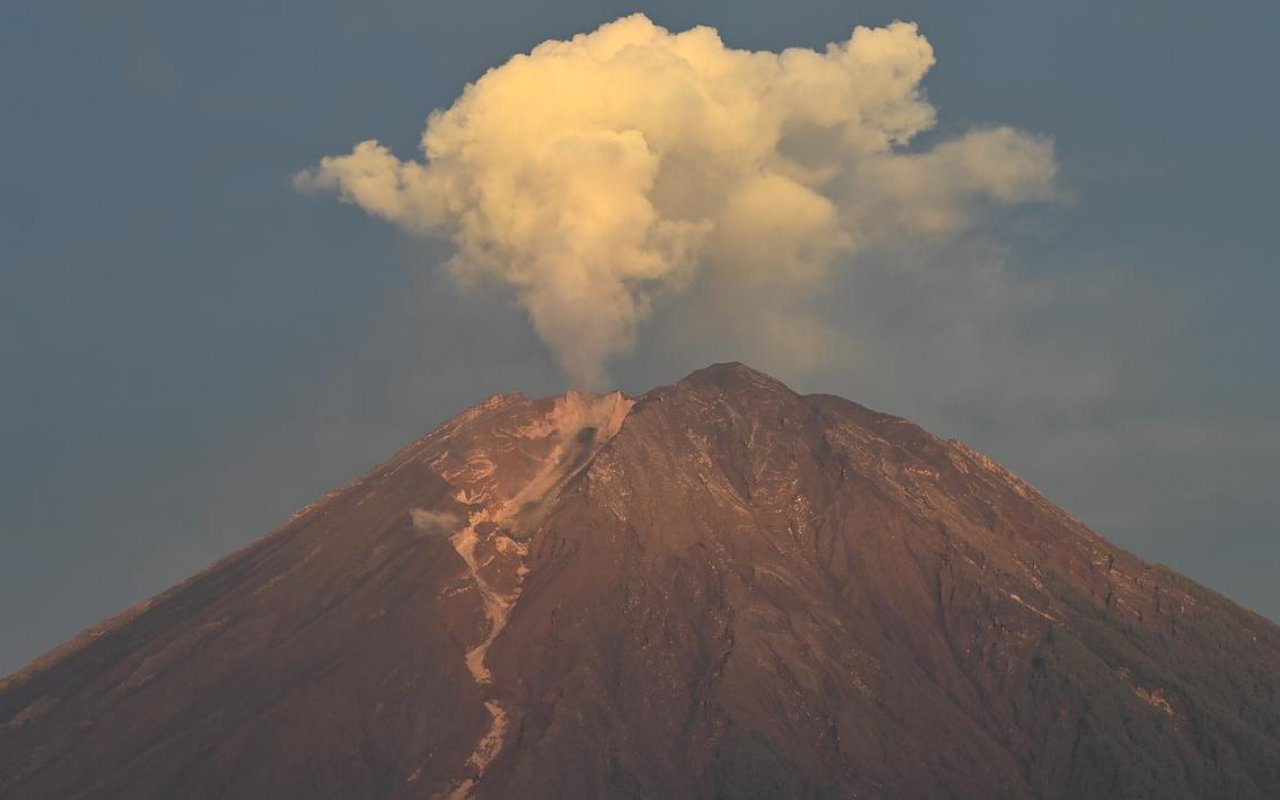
left=2, top=364, right=1278, bottom=799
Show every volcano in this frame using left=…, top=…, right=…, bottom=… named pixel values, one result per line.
left=2, top=363, right=1278, bottom=799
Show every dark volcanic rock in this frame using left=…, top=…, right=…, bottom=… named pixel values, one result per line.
left=2, top=363, right=1278, bottom=799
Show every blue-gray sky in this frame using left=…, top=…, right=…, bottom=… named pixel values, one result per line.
left=1, top=0, right=1277, bottom=676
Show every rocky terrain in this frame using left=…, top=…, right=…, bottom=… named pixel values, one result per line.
left=2, top=363, right=1278, bottom=799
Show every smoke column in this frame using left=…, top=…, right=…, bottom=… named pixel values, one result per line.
left=297, top=14, right=1056, bottom=386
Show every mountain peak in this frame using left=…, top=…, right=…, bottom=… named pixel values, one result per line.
left=675, top=361, right=793, bottom=394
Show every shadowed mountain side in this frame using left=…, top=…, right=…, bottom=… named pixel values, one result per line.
left=2, top=364, right=1278, bottom=799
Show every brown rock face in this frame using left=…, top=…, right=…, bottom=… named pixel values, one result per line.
left=2, top=363, right=1279, bottom=799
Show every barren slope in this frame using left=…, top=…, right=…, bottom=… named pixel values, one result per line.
left=2, top=364, right=1278, bottom=799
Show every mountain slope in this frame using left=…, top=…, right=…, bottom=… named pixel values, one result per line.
left=2, top=363, right=1278, bottom=799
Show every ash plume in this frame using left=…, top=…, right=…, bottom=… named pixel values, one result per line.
left=296, top=14, right=1056, bottom=387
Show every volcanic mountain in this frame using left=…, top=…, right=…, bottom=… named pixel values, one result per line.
left=2, top=363, right=1279, bottom=799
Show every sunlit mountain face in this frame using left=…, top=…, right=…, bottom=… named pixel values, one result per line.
left=3, top=364, right=1278, bottom=799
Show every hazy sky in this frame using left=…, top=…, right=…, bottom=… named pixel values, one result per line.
left=1, top=0, right=1277, bottom=676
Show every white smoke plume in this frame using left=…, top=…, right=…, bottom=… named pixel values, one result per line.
left=296, top=14, right=1057, bottom=387
left=409, top=507, right=460, bottom=537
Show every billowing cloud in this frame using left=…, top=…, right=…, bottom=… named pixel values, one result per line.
left=297, top=14, right=1056, bottom=386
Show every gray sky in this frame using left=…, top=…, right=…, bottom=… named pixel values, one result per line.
left=1, top=0, right=1277, bottom=676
